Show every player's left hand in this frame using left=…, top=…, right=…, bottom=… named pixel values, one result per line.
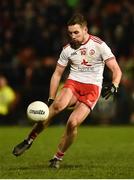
left=101, top=83, right=118, bottom=100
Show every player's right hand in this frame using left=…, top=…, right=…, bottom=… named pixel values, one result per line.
left=47, top=98, right=54, bottom=106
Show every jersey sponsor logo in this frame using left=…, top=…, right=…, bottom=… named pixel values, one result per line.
left=81, top=59, right=92, bottom=66
left=78, top=65, right=94, bottom=72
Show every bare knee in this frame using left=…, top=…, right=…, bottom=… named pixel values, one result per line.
left=52, top=100, right=66, bottom=113
left=67, top=120, right=78, bottom=135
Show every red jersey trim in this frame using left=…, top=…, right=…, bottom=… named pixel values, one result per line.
left=105, top=56, right=115, bottom=62
left=82, top=34, right=91, bottom=45
left=91, top=35, right=103, bottom=44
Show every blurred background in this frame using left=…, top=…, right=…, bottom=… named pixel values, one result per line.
left=0, top=0, right=134, bottom=126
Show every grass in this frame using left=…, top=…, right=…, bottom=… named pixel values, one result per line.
left=0, top=125, right=134, bottom=178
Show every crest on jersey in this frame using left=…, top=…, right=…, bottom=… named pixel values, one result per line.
left=89, top=49, right=95, bottom=55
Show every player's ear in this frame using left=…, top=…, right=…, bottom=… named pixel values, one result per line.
left=83, top=26, right=88, bottom=32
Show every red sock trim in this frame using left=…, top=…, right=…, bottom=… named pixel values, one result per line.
left=28, top=132, right=38, bottom=140
left=55, top=150, right=65, bottom=159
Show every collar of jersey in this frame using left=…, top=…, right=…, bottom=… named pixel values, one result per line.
left=81, top=34, right=91, bottom=45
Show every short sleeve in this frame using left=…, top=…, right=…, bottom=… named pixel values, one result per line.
left=100, top=42, right=115, bottom=61
left=57, top=49, right=69, bottom=67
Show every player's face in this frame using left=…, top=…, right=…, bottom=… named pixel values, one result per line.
left=68, top=24, right=87, bottom=49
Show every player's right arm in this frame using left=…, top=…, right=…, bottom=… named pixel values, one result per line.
left=48, top=46, right=69, bottom=103
left=49, top=64, right=66, bottom=100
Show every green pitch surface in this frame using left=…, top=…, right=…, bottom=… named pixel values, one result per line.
left=0, top=125, right=134, bottom=179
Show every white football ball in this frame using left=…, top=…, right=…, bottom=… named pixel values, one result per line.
left=27, top=101, right=49, bottom=122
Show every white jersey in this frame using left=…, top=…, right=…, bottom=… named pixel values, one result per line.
left=58, top=35, right=114, bottom=87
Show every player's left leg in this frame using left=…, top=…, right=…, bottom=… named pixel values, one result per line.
left=12, top=88, right=77, bottom=156
left=49, top=102, right=91, bottom=168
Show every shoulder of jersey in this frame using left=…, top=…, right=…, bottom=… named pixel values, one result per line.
left=90, top=35, right=103, bottom=44
left=63, top=43, right=70, bottom=49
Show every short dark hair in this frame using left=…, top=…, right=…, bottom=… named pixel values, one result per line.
left=67, top=13, right=87, bottom=27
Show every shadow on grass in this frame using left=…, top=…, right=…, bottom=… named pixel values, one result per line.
left=8, top=163, right=83, bottom=171
left=62, top=164, right=83, bottom=169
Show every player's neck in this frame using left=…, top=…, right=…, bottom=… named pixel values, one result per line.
left=82, top=34, right=90, bottom=45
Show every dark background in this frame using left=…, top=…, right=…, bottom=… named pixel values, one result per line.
left=0, top=0, right=134, bottom=125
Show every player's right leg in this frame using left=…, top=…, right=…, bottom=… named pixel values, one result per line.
left=12, top=88, right=75, bottom=156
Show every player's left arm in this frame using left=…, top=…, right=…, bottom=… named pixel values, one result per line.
left=105, top=57, right=122, bottom=87
left=101, top=57, right=122, bottom=99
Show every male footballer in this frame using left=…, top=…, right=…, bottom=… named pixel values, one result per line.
left=13, top=13, right=122, bottom=168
